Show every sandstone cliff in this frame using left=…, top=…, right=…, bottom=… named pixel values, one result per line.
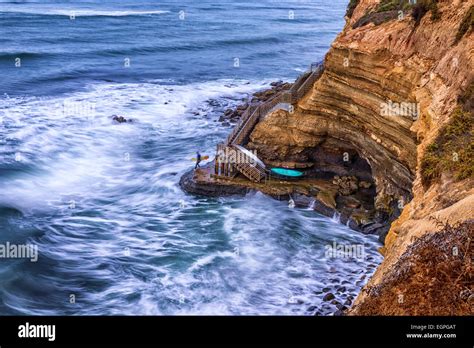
left=247, top=0, right=473, bottom=315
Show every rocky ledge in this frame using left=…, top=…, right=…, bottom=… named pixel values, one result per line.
left=180, top=164, right=391, bottom=242
left=179, top=168, right=249, bottom=197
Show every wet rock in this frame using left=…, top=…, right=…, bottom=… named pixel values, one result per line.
left=347, top=287, right=357, bottom=294
left=312, top=198, right=336, bottom=218
left=361, top=222, right=388, bottom=236
left=322, top=287, right=331, bottom=293
left=306, top=305, right=317, bottom=312
left=293, top=193, right=313, bottom=208
left=112, top=115, right=130, bottom=123
left=347, top=218, right=363, bottom=232
left=207, top=99, right=220, bottom=107
left=321, top=303, right=333, bottom=313
left=236, top=103, right=249, bottom=111
left=323, top=293, right=335, bottom=301
left=339, top=196, right=362, bottom=210
left=216, top=80, right=292, bottom=125
left=336, top=303, right=348, bottom=311
left=332, top=175, right=359, bottom=196
left=263, top=90, right=275, bottom=98
left=179, top=168, right=249, bottom=197
left=337, top=286, right=347, bottom=293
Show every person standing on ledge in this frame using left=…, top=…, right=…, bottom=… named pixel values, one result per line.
left=195, top=151, right=202, bottom=170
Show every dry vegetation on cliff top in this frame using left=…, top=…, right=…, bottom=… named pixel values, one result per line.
left=352, top=0, right=441, bottom=28
left=353, top=220, right=473, bottom=315
left=349, top=0, right=474, bottom=41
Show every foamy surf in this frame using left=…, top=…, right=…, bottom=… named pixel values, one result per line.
left=0, top=8, right=170, bottom=17
left=0, top=76, right=381, bottom=316
left=0, top=79, right=268, bottom=211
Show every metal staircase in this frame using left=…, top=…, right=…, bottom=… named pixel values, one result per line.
left=215, top=63, right=324, bottom=182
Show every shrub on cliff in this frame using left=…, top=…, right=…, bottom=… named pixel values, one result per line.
left=353, top=0, right=440, bottom=29
left=455, top=5, right=474, bottom=44
left=346, top=0, right=360, bottom=19
left=458, top=80, right=474, bottom=115
left=376, top=0, right=411, bottom=13
left=420, top=103, right=474, bottom=188
left=412, top=0, right=440, bottom=26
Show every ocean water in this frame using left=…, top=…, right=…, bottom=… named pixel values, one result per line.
left=0, top=0, right=383, bottom=315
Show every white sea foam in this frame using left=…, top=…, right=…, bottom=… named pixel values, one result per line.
left=0, top=8, right=170, bottom=17
left=0, top=78, right=381, bottom=316
left=0, top=79, right=267, bottom=213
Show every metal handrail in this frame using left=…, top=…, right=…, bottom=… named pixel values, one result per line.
left=226, top=63, right=324, bottom=146
left=219, top=62, right=324, bottom=180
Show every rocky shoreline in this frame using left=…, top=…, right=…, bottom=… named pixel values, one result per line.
left=179, top=164, right=384, bottom=316
left=181, top=81, right=394, bottom=243
left=179, top=80, right=393, bottom=316
left=180, top=166, right=391, bottom=239
left=311, top=256, right=380, bottom=316
left=218, top=80, right=292, bottom=126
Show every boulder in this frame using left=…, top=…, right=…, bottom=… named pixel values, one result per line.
left=112, top=115, right=130, bottom=123
left=323, top=293, right=335, bottom=302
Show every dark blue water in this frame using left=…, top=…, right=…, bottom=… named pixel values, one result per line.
left=1, top=0, right=345, bottom=96
left=0, top=0, right=383, bottom=315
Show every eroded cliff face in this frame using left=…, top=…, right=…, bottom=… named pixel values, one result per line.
left=247, top=0, right=473, bottom=314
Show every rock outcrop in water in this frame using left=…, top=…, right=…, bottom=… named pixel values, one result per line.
left=112, top=115, right=132, bottom=123
left=245, top=0, right=474, bottom=315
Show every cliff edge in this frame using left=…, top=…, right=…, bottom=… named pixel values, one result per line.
left=246, top=0, right=473, bottom=315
